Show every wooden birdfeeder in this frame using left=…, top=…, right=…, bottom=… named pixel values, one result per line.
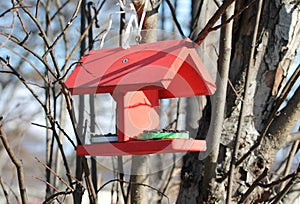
left=65, top=38, right=216, bottom=156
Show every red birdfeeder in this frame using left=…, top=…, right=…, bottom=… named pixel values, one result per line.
left=65, top=38, right=216, bottom=156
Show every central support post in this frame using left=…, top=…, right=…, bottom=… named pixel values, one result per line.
left=114, top=89, right=160, bottom=142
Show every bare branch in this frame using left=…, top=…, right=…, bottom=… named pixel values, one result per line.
left=0, top=57, right=46, bottom=108
left=270, top=163, right=300, bottom=203
left=200, top=1, right=235, bottom=201
left=32, top=176, right=60, bottom=192
left=210, top=0, right=257, bottom=32
left=0, top=4, right=17, bottom=48
left=258, top=172, right=296, bottom=188
left=42, top=0, right=82, bottom=59
left=54, top=0, right=70, bottom=64
left=54, top=120, right=76, bottom=148
left=43, top=190, right=73, bottom=204
left=1, top=55, right=75, bottom=193
left=97, top=178, right=170, bottom=203
left=15, top=6, right=30, bottom=36
left=268, top=85, right=300, bottom=146
left=165, top=0, right=185, bottom=37
left=62, top=0, right=107, bottom=70
left=1, top=45, right=47, bottom=83
left=35, top=157, right=74, bottom=191
left=239, top=168, right=269, bottom=203
left=287, top=132, right=300, bottom=143
left=0, top=119, right=28, bottom=204
left=50, top=0, right=70, bottom=21
left=194, top=0, right=235, bottom=45
left=17, top=0, right=66, bottom=77
left=158, top=153, right=176, bottom=203
left=0, top=177, right=10, bottom=204
left=0, top=32, right=56, bottom=77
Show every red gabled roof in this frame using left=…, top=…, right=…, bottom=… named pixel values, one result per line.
left=65, top=38, right=216, bottom=98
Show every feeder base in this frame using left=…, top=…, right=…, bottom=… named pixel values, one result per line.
left=77, top=139, right=206, bottom=156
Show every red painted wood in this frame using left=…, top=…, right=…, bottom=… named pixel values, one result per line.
left=65, top=38, right=216, bottom=156
left=65, top=38, right=216, bottom=97
left=76, top=139, right=206, bottom=156
left=114, top=90, right=160, bottom=142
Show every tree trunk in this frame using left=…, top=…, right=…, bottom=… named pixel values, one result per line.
left=74, top=1, right=87, bottom=203
left=202, top=2, right=235, bottom=201
left=177, top=0, right=300, bottom=203
left=130, top=1, right=161, bottom=204
left=177, top=1, right=218, bottom=203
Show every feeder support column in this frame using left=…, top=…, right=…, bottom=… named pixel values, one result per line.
left=114, top=89, right=160, bottom=142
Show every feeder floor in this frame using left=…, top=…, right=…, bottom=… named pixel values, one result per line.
left=77, top=139, right=206, bottom=156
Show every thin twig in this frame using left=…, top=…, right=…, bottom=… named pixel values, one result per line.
left=35, top=0, right=40, bottom=18
left=0, top=4, right=17, bottom=49
left=62, top=0, right=105, bottom=70
left=31, top=122, right=50, bottom=129
left=0, top=177, right=10, bottom=204
left=97, top=179, right=170, bottom=204
left=32, top=176, right=60, bottom=192
left=15, top=6, right=30, bottom=36
left=239, top=168, right=268, bottom=203
left=1, top=44, right=47, bottom=83
left=42, top=0, right=82, bottom=59
left=0, top=57, right=46, bottom=110
left=35, top=157, right=74, bottom=191
left=211, top=0, right=257, bottom=32
left=270, top=163, right=300, bottom=204
left=195, top=0, right=236, bottom=45
left=165, top=0, right=185, bottom=37
left=6, top=183, right=20, bottom=204
left=228, top=79, right=244, bottom=102
left=43, top=190, right=73, bottom=204
left=279, top=140, right=299, bottom=191
left=158, top=154, right=176, bottom=203
left=18, top=1, right=62, bottom=76
left=0, top=32, right=56, bottom=77
left=54, top=120, right=76, bottom=148
left=0, top=66, right=45, bottom=89
left=53, top=61, right=81, bottom=83
left=50, top=0, right=70, bottom=21
left=175, top=98, right=181, bottom=130
left=257, top=172, right=296, bottom=188
left=54, top=0, right=70, bottom=67
left=67, top=173, right=86, bottom=191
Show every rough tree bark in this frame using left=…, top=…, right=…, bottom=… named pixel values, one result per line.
left=177, top=0, right=300, bottom=203
left=177, top=0, right=219, bottom=203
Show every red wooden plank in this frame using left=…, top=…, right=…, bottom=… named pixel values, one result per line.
left=65, top=38, right=216, bottom=97
left=76, top=139, right=206, bottom=156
